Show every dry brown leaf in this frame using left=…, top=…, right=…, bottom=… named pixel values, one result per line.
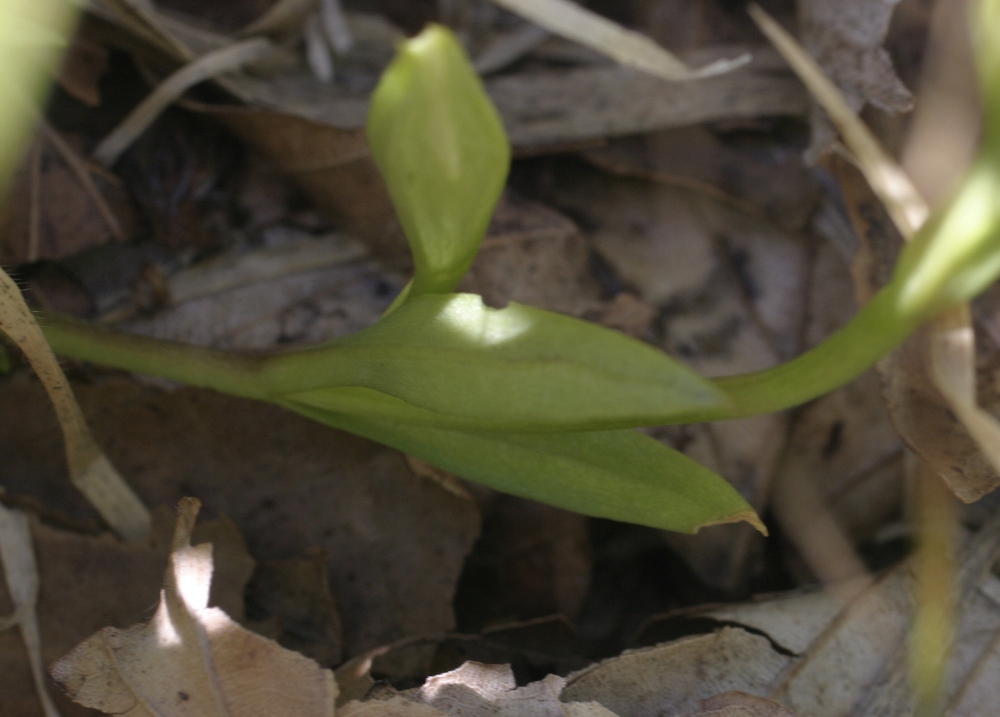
left=546, top=163, right=805, bottom=590
left=117, top=250, right=401, bottom=349
left=0, top=374, right=481, bottom=664
left=562, top=628, right=792, bottom=716
left=51, top=498, right=336, bottom=716
left=795, top=0, right=913, bottom=158
left=0, top=128, right=134, bottom=264
left=490, top=53, right=807, bottom=149
left=56, top=29, right=110, bottom=107
left=245, top=554, right=344, bottom=667
left=457, top=495, right=591, bottom=628
left=367, top=615, right=587, bottom=687
left=460, top=195, right=602, bottom=317
left=683, top=692, right=800, bottom=717
left=613, top=511, right=1000, bottom=716
left=581, top=124, right=822, bottom=232
left=362, top=661, right=616, bottom=717
left=765, top=13, right=1000, bottom=504
left=0, top=508, right=252, bottom=717
left=830, top=154, right=1000, bottom=503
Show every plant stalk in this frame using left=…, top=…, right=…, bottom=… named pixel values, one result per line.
left=40, top=281, right=923, bottom=427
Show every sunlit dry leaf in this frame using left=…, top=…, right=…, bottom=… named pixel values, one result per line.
left=51, top=498, right=336, bottom=717
left=367, top=661, right=618, bottom=717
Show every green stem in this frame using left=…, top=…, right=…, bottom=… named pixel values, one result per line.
left=701, top=286, right=920, bottom=421
left=40, top=283, right=922, bottom=426
left=41, top=314, right=270, bottom=401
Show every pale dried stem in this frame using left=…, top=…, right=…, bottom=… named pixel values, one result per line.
left=0, top=503, right=61, bottom=716
left=0, top=269, right=150, bottom=541
left=491, top=0, right=748, bottom=80
left=93, top=38, right=274, bottom=166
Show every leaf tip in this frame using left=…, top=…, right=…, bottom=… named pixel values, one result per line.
left=695, top=508, right=768, bottom=536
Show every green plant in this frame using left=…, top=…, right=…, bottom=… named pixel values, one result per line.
left=37, top=8, right=1000, bottom=535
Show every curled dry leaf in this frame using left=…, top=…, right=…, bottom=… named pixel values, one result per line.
left=50, top=498, right=337, bottom=717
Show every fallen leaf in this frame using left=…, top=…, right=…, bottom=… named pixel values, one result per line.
left=50, top=497, right=336, bottom=716
left=113, top=238, right=394, bottom=349
left=490, top=52, right=808, bottom=149
left=684, top=692, right=800, bottom=717
left=350, top=661, right=616, bottom=717
left=796, top=0, right=913, bottom=158
left=368, top=616, right=588, bottom=686
left=0, top=374, right=481, bottom=662
left=456, top=496, right=591, bottom=629
left=0, top=127, right=134, bottom=264
left=562, top=628, right=792, bottom=716
left=459, top=194, right=602, bottom=317
left=56, top=26, right=110, bottom=107
left=245, top=554, right=345, bottom=667
left=830, top=151, right=1000, bottom=503
left=581, top=123, right=822, bottom=232
left=584, top=506, right=1000, bottom=717
left=546, top=162, right=807, bottom=590
left=489, top=0, right=747, bottom=80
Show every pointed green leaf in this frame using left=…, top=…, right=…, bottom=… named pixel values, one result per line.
left=284, top=401, right=764, bottom=534
left=264, top=293, right=728, bottom=430
left=366, top=24, right=510, bottom=296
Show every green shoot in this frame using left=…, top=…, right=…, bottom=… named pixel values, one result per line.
left=367, top=26, right=510, bottom=297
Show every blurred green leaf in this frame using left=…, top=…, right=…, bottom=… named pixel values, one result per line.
left=285, top=401, right=764, bottom=534
left=265, top=293, right=727, bottom=430
left=366, top=24, right=510, bottom=296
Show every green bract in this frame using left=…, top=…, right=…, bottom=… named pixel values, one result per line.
left=266, top=292, right=727, bottom=431
left=367, top=25, right=510, bottom=296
